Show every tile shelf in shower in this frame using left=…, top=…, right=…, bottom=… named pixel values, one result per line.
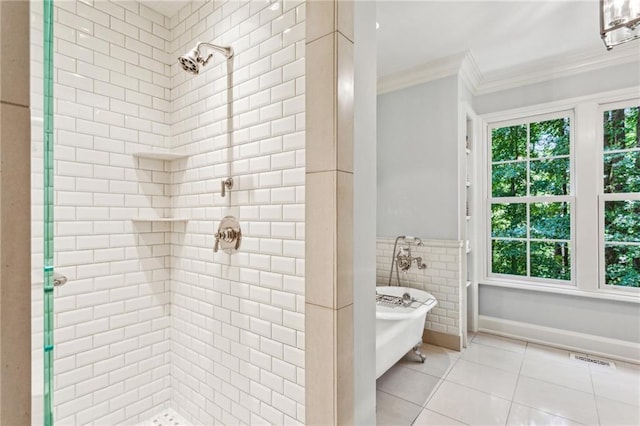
left=131, top=218, right=189, bottom=223
left=132, top=151, right=189, bottom=161
left=131, top=218, right=188, bottom=222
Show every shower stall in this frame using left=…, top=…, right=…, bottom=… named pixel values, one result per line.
left=30, top=0, right=306, bottom=423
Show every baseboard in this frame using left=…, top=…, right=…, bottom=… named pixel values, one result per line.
left=479, top=315, right=640, bottom=364
left=423, top=329, right=462, bottom=352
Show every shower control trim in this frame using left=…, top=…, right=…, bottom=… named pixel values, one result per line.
left=214, top=216, right=242, bottom=254
left=221, top=177, right=233, bottom=197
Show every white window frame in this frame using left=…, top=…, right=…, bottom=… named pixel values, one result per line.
left=597, top=99, right=640, bottom=293
left=478, top=88, right=640, bottom=303
left=486, top=110, right=575, bottom=286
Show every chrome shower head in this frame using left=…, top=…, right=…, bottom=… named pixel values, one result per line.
left=178, top=49, right=200, bottom=74
left=177, top=42, right=234, bottom=75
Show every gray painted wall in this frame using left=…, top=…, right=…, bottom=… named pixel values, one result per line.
left=377, top=76, right=459, bottom=240
left=480, top=286, right=640, bottom=343
left=475, top=62, right=640, bottom=114
left=476, top=63, right=640, bottom=345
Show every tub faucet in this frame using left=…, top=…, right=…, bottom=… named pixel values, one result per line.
left=388, top=236, right=427, bottom=286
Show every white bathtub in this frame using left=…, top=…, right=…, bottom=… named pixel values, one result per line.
left=376, top=286, right=437, bottom=378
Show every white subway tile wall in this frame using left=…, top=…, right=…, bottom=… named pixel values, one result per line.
left=169, top=1, right=305, bottom=423
left=376, top=237, right=463, bottom=336
left=31, top=0, right=305, bottom=424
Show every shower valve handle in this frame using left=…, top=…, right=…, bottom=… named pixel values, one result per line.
left=221, top=177, right=233, bottom=197
left=214, top=228, right=239, bottom=252
left=213, top=216, right=242, bottom=253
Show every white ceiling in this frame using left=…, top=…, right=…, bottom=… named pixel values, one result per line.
left=142, top=0, right=623, bottom=78
left=376, top=0, right=605, bottom=77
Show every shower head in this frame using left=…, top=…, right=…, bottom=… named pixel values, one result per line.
left=178, top=41, right=234, bottom=75
left=178, top=49, right=200, bottom=74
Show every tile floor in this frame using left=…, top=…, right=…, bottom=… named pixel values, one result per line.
left=376, top=333, right=640, bottom=426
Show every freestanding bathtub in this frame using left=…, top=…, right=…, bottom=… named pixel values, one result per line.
left=375, top=286, right=438, bottom=378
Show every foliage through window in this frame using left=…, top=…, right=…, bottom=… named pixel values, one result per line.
left=602, top=106, right=640, bottom=288
left=490, top=116, right=572, bottom=282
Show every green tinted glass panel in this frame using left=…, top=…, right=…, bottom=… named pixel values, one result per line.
left=605, top=244, right=640, bottom=287
left=491, top=203, right=526, bottom=238
left=603, top=151, right=640, bottom=193
left=492, top=125, right=527, bottom=161
left=605, top=200, right=640, bottom=243
left=530, top=202, right=570, bottom=240
left=530, top=158, right=570, bottom=196
left=531, top=242, right=571, bottom=280
left=492, top=162, right=526, bottom=197
left=530, top=118, right=570, bottom=158
left=492, top=240, right=526, bottom=276
left=603, top=107, right=639, bottom=151
left=44, top=1, right=55, bottom=424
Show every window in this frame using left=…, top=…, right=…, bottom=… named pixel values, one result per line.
left=489, top=114, right=572, bottom=283
left=601, top=104, right=640, bottom=288
left=482, top=95, right=640, bottom=296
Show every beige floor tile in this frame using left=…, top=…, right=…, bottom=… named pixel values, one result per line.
left=472, top=333, right=527, bottom=354
left=513, top=376, right=598, bottom=425
left=376, top=390, right=422, bottom=426
left=524, top=343, right=580, bottom=368
left=426, top=381, right=511, bottom=426
left=520, top=357, right=593, bottom=393
left=596, top=396, right=640, bottom=426
left=397, top=345, right=458, bottom=379
left=413, top=408, right=467, bottom=425
left=376, top=364, right=442, bottom=407
left=506, top=402, right=584, bottom=426
left=460, top=342, right=524, bottom=373
left=446, top=359, right=519, bottom=400
left=591, top=367, right=640, bottom=407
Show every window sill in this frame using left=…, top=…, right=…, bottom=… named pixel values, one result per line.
left=479, top=279, right=640, bottom=304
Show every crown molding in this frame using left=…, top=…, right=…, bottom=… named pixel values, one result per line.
left=377, top=52, right=467, bottom=95
left=459, top=51, right=482, bottom=93
left=377, top=43, right=640, bottom=97
left=475, top=43, right=640, bottom=95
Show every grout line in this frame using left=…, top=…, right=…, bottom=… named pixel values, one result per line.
left=410, top=407, right=472, bottom=426
left=503, top=340, right=529, bottom=425
left=589, top=359, right=603, bottom=426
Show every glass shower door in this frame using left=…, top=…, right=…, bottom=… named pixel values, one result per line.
left=42, top=0, right=55, bottom=423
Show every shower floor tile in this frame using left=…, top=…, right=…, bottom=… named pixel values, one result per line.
left=137, top=408, right=192, bottom=426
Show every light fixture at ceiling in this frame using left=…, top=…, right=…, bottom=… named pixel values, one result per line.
left=600, top=0, right=640, bottom=50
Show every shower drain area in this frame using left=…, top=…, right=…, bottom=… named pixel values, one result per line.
left=137, top=408, right=192, bottom=426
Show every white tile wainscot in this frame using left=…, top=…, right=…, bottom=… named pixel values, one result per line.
left=376, top=237, right=464, bottom=350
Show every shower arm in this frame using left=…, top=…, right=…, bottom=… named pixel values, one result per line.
left=196, top=41, right=234, bottom=64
